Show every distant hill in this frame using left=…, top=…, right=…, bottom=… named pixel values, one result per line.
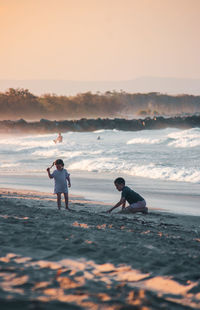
left=0, top=77, right=200, bottom=96
left=0, top=88, right=200, bottom=121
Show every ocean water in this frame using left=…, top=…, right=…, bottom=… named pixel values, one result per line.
left=0, top=128, right=200, bottom=215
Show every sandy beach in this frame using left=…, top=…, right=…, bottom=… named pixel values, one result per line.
left=0, top=188, right=200, bottom=309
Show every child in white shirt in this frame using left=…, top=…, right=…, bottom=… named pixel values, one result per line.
left=47, top=159, right=71, bottom=210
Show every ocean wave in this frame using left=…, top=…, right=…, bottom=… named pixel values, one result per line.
left=68, top=158, right=200, bottom=184
left=32, top=150, right=83, bottom=158
left=0, top=129, right=200, bottom=184
left=0, top=138, right=53, bottom=151
left=127, top=137, right=165, bottom=145
left=126, top=128, right=200, bottom=148
left=0, top=163, right=20, bottom=168
left=93, top=129, right=108, bottom=133
left=125, top=163, right=200, bottom=183
left=93, top=129, right=119, bottom=133
left=32, top=149, right=103, bottom=159
left=68, top=157, right=118, bottom=172
left=167, top=128, right=200, bottom=148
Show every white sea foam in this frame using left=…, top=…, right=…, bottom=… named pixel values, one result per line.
left=124, top=163, right=200, bottom=184
left=67, top=159, right=200, bottom=184
left=0, top=128, right=199, bottom=184
left=93, top=129, right=107, bottom=133
left=93, top=129, right=119, bottom=133
left=68, top=157, right=118, bottom=172
left=0, top=137, right=53, bottom=149
left=167, top=128, right=200, bottom=148
left=32, top=150, right=83, bottom=158
left=127, top=137, right=164, bottom=145
left=126, top=128, right=200, bottom=148
left=0, top=163, right=20, bottom=168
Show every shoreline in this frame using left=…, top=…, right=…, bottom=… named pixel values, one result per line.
left=1, top=171, right=200, bottom=216
left=0, top=187, right=200, bottom=309
left=0, top=186, right=200, bottom=220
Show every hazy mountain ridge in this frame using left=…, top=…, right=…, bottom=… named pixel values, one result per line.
left=0, top=77, right=200, bottom=96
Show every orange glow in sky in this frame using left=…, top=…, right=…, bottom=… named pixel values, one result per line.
left=0, top=0, right=200, bottom=80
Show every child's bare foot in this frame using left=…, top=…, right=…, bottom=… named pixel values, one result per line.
left=66, top=207, right=71, bottom=211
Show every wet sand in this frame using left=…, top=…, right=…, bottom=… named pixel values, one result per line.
left=1, top=172, right=200, bottom=216
left=0, top=188, right=200, bottom=309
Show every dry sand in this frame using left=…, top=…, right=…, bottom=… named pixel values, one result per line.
left=0, top=188, right=200, bottom=309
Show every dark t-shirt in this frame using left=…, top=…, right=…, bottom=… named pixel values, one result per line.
left=121, top=186, right=144, bottom=204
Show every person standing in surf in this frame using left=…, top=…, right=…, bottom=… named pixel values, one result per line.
left=53, top=132, right=63, bottom=144
left=47, top=159, right=71, bottom=210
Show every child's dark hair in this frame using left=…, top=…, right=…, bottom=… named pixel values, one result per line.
left=55, top=159, right=64, bottom=166
left=114, top=177, right=125, bottom=185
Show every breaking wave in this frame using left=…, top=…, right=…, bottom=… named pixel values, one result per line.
left=0, top=128, right=200, bottom=183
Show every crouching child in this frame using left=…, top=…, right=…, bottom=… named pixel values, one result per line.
left=107, top=177, right=148, bottom=214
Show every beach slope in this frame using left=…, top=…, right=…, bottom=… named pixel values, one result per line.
left=0, top=188, right=200, bottom=309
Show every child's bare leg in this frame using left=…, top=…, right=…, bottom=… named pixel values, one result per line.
left=57, top=193, right=61, bottom=209
left=129, top=206, right=148, bottom=214
left=122, top=201, right=148, bottom=214
left=64, top=193, right=70, bottom=210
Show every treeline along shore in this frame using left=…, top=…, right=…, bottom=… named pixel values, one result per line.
left=1, top=88, right=200, bottom=120
left=0, top=115, right=200, bottom=134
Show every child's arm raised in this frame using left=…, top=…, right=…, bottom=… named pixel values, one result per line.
left=46, top=167, right=53, bottom=179
left=107, top=197, right=126, bottom=213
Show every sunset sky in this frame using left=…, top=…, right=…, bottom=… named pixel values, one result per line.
left=0, top=0, right=200, bottom=81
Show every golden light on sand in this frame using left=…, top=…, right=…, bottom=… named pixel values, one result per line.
left=57, top=276, right=84, bottom=289
left=96, top=224, right=107, bottom=229
left=0, top=253, right=17, bottom=263
left=141, top=230, right=151, bottom=234
left=140, top=276, right=196, bottom=295
left=0, top=187, right=200, bottom=309
left=33, top=282, right=50, bottom=290
left=0, top=272, right=27, bottom=295
left=0, top=215, right=29, bottom=220
left=14, top=257, right=32, bottom=263
left=85, top=240, right=93, bottom=244
left=0, top=252, right=200, bottom=309
left=73, top=221, right=89, bottom=228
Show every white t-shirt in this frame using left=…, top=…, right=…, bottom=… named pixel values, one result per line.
left=51, top=168, right=70, bottom=194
